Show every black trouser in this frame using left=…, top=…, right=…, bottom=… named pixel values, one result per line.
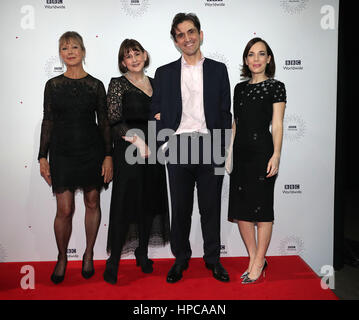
left=166, top=133, right=224, bottom=265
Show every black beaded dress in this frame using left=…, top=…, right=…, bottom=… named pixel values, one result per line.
left=38, top=74, right=112, bottom=194
left=106, top=76, right=170, bottom=258
left=228, top=79, right=286, bottom=222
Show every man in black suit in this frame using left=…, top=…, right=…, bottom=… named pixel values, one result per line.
left=150, top=13, right=232, bottom=283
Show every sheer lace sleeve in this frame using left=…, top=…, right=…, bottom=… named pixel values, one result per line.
left=38, top=80, right=54, bottom=160
left=96, top=81, right=113, bottom=156
left=107, top=77, right=132, bottom=140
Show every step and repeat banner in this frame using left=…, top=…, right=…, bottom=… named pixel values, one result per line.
left=0, top=0, right=338, bottom=275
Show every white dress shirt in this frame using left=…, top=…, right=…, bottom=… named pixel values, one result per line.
left=175, top=54, right=208, bottom=135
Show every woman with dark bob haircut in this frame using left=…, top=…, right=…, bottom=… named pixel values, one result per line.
left=226, top=37, right=286, bottom=284
left=103, top=39, right=170, bottom=284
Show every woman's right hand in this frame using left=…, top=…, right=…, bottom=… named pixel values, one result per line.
left=39, top=158, right=52, bottom=186
left=154, top=113, right=161, bottom=121
left=122, top=135, right=151, bottom=158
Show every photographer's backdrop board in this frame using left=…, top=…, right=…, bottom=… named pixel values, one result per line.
left=0, top=0, right=338, bottom=275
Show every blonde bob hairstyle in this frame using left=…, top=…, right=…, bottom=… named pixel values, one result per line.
left=58, top=31, right=86, bottom=64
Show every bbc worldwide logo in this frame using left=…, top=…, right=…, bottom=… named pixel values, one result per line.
left=121, top=0, right=149, bottom=17
left=283, top=184, right=302, bottom=194
left=67, top=248, right=79, bottom=259
left=283, top=113, right=306, bottom=142
left=280, top=0, right=308, bottom=15
left=205, top=0, right=226, bottom=7
left=220, top=244, right=227, bottom=255
left=44, top=0, right=65, bottom=9
left=286, top=60, right=301, bottom=66
left=283, top=60, right=303, bottom=71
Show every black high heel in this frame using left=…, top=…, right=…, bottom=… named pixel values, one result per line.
left=103, top=258, right=119, bottom=285
left=50, top=257, right=67, bottom=284
left=81, top=254, right=95, bottom=279
left=134, top=248, right=154, bottom=274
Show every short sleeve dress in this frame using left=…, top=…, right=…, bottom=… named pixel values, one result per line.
left=38, top=74, right=112, bottom=194
left=228, top=79, right=286, bottom=222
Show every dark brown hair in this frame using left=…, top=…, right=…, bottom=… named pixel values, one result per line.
left=241, top=37, right=276, bottom=79
left=170, top=13, right=201, bottom=42
left=118, top=39, right=149, bottom=74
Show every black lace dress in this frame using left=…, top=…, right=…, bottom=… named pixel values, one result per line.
left=38, top=74, right=112, bottom=194
left=106, top=76, right=170, bottom=257
left=228, top=79, right=286, bottom=222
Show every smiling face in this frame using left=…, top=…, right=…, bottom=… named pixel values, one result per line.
left=245, top=41, right=271, bottom=76
left=174, top=20, right=203, bottom=59
left=59, top=39, right=85, bottom=67
left=121, top=48, right=147, bottom=73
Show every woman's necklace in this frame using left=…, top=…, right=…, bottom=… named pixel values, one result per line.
left=126, top=73, right=152, bottom=97
left=126, top=73, right=146, bottom=85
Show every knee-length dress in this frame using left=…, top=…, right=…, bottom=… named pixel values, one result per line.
left=228, top=79, right=286, bottom=222
left=106, top=76, right=170, bottom=256
left=38, top=74, right=112, bottom=194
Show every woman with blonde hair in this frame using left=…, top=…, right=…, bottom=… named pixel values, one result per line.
left=38, top=31, right=113, bottom=284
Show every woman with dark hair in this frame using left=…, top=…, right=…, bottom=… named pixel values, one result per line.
left=103, top=39, right=170, bottom=284
left=227, top=37, right=286, bottom=284
left=38, top=31, right=113, bottom=284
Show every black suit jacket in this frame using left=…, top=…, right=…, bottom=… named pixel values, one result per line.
left=150, top=57, right=232, bottom=142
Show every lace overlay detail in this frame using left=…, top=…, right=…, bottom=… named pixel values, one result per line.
left=38, top=74, right=113, bottom=194
left=107, top=77, right=133, bottom=139
left=105, top=76, right=170, bottom=257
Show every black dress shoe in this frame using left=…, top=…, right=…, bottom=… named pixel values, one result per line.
left=166, top=262, right=189, bottom=283
left=205, top=262, right=230, bottom=282
left=135, top=248, right=154, bottom=274
left=103, top=259, right=119, bottom=285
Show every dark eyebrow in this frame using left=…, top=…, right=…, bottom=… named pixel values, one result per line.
left=175, top=28, right=197, bottom=37
left=248, top=50, right=266, bottom=54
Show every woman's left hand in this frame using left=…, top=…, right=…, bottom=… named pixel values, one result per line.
left=266, top=154, right=280, bottom=178
left=102, top=156, right=113, bottom=183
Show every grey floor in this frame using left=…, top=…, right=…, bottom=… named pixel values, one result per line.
left=332, top=189, right=359, bottom=300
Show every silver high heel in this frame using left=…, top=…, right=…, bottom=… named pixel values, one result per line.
left=242, top=259, right=268, bottom=285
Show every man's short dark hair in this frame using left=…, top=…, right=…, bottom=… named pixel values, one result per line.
left=170, top=13, right=201, bottom=42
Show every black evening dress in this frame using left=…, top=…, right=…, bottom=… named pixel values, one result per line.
left=38, top=74, right=112, bottom=194
left=106, top=76, right=170, bottom=257
left=228, top=79, right=286, bottom=222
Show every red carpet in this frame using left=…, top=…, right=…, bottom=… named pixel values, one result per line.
left=0, top=256, right=337, bottom=300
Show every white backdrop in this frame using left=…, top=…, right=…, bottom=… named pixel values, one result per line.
left=0, top=0, right=338, bottom=275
